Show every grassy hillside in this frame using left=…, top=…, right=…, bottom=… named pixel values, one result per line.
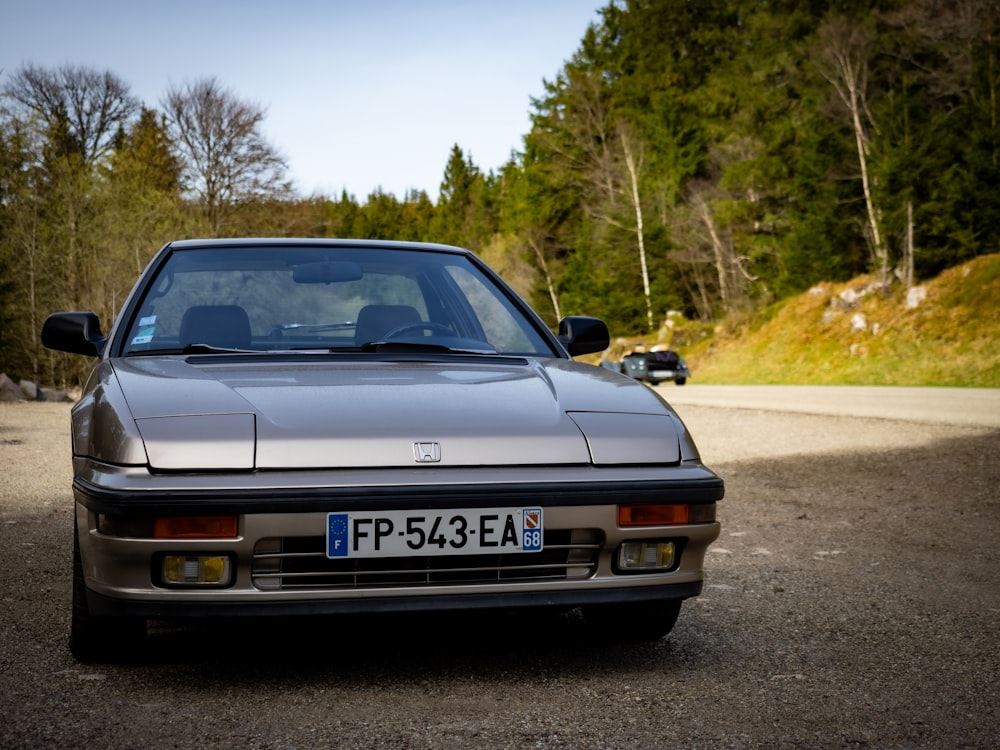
left=599, top=253, right=1000, bottom=387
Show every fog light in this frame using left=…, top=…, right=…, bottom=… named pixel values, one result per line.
left=617, top=541, right=676, bottom=571
left=162, top=555, right=232, bottom=586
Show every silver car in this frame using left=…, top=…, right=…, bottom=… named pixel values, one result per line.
left=42, top=239, right=723, bottom=662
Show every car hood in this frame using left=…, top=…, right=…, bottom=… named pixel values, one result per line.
left=104, top=355, right=692, bottom=471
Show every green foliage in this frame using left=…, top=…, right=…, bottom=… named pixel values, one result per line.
left=433, top=145, right=499, bottom=249
left=3, top=3, right=1000, bottom=386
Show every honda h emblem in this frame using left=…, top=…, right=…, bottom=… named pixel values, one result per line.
left=413, top=442, right=441, bottom=463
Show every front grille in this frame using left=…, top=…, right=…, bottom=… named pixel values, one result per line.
left=251, top=529, right=602, bottom=591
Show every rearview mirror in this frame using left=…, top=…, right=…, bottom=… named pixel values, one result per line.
left=292, top=261, right=363, bottom=284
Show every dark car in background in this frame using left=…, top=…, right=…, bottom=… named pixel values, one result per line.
left=42, top=238, right=722, bottom=661
left=621, top=349, right=690, bottom=386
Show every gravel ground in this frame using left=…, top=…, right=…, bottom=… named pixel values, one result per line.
left=1, top=400, right=998, bottom=749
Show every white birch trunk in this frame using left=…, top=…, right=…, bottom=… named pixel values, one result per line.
left=700, top=200, right=731, bottom=311
left=528, top=238, right=561, bottom=321
left=620, top=132, right=654, bottom=331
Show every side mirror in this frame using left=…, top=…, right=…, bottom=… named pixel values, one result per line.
left=41, top=312, right=106, bottom=357
left=557, top=316, right=610, bottom=357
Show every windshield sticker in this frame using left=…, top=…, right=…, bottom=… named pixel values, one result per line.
left=131, top=325, right=156, bottom=345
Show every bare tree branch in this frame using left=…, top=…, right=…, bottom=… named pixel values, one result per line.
left=4, top=63, right=137, bottom=164
left=162, top=77, right=290, bottom=234
left=814, top=15, right=889, bottom=283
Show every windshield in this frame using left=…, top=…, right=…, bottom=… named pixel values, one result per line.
left=119, top=244, right=555, bottom=357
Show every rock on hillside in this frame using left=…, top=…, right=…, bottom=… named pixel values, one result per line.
left=682, top=253, right=1000, bottom=387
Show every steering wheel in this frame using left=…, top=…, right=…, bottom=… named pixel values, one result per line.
left=382, top=322, right=455, bottom=340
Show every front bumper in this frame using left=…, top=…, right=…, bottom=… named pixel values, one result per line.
left=73, top=460, right=723, bottom=619
left=84, top=580, right=707, bottom=619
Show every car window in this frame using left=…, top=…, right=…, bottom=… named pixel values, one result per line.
left=119, top=245, right=554, bottom=357
left=444, top=265, right=545, bottom=354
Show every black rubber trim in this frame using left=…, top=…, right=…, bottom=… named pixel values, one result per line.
left=85, top=581, right=704, bottom=619
left=73, top=476, right=725, bottom=517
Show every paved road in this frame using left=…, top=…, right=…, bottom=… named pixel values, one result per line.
left=655, top=384, right=1000, bottom=428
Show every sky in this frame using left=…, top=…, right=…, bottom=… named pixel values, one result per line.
left=2, top=0, right=605, bottom=201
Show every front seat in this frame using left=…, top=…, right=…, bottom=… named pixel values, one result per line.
left=354, top=304, right=421, bottom=346
left=179, top=305, right=252, bottom=349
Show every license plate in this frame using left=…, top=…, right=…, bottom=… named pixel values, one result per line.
left=326, top=507, right=543, bottom=558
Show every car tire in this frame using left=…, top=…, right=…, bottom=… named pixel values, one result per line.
left=675, top=378, right=687, bottom=386
left=582, top=600, right=682, bottom=641
left=70, top=523, right=146, bottom=663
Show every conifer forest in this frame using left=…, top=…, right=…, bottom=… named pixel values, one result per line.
left=2, top=0, right=998, bottom=386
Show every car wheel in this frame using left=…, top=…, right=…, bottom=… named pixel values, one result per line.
left=582, top=600, right=682, bottom=641
left=70, top=523, right=146, bottom=663
left=675, top=378, right=687, bottom=386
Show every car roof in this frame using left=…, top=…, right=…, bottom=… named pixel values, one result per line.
left=165, top=238, right=472, bottom=256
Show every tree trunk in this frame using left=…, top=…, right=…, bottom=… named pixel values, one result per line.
left=620, top=131, right=654, bottom=331
left=905, top=199, right=915, bottom=291
left=848, top=81, right=888, bottom=284
left=528, top=237, right=561, bottom=321
left=817, top=17, right=888, bottom=284
left=699, top=200, right=731, bottom=312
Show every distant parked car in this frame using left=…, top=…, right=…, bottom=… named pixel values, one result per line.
left=622, top=349, right=690, bottom=386
left=42, top=238, right=722, bottom=662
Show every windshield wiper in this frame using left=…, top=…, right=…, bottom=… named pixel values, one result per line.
left=127, top=341, right=500, bottom=357
left=181, top=343, right=256, bottom=354
left=124, top=345, right=249, bottom=356
left=360, top=338, right=498, bottom=355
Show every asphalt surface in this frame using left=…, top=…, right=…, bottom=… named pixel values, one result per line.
left=655, top=384, right=1000, bottom=428
left=2, top=389, right=998, bottom=749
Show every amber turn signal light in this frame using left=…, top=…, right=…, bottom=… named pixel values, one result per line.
left=154, top=516, right=238, bottom=539
left=618, top=503, right=717, bottom=526
left=619, top=504, right=689, bottom=526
